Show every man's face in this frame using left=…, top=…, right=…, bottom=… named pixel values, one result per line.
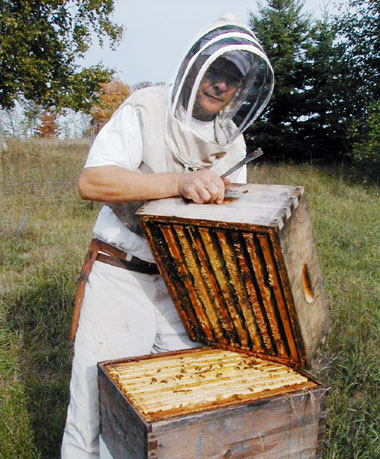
left=192, top=58, right=243, bottom=121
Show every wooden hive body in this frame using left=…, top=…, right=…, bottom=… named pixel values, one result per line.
left=99, top=348, right=328, bottom=459
left=136, top=184, right=329, bottom=369
left=99, top=184, right=330, bottom=457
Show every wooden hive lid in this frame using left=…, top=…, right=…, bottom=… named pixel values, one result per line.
left=136, top=184, right=329, bottom=370
left=138, top=183, right=302, bottom=230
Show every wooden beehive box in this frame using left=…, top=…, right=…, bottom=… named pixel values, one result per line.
left=98, top=183, right=330, bottom=458
left=99, top=348, right=327, bottom=458
left=136, top=183, right=329, bottom=369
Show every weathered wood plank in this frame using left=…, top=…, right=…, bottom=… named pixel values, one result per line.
left=98, top=364, right=148, bottom=459
left=277, top=193, right=330, bottom=365
left=136, top=184, right=302, bottom=227
left=149, top=389, right=327, bottom=459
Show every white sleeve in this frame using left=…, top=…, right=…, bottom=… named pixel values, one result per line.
left=84, top=104, right=143, bottom=171
left=235, top=165, right=247, bottom=184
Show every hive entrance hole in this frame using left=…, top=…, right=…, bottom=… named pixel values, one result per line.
left=302, top=264, right=314, bottom=303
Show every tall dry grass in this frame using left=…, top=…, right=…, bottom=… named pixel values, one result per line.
left=1, top=138, right=100, bottom=457
left=1, top=139, right=379, bottom=457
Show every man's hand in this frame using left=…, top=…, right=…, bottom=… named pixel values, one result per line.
left=178, top=169, right=227, bottom=204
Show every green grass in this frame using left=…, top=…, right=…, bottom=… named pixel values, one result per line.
left=1, top=139, right=379, bottom=457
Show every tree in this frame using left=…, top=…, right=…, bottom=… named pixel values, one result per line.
left=61, top=110, right=92, bottom=139
left=91, top=79, right=131, bottom=132
left=247, top=0, right=320, bottom=159
left=36, top=110, right=60, bottom=137
left=307, top=0, right=380, bottom=162
left=336, top=0, right=380, bottom=116
left=0, top=1, right=123, bottom=112
left=350, top=100, right=380, bottom=177
left=21, top=101, right=43, bottom=137
left=334, top=0, right=380, bottom=169
left=0, top=106, right=23, bottom=137
left=247, top=0, right=361, bottom=161
left=298, top=13, right=349, bottom=158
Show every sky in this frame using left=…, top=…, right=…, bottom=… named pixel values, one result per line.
left=81, top=0, right=341, bottom=86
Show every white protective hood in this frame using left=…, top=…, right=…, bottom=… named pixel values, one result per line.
left=167, top=13, right=274, bottom=169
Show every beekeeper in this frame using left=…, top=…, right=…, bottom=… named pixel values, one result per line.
left=61, top=13, right=274, bottom=458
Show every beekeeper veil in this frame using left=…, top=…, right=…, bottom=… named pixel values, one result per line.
left=167, top=13, right=274, bottom=170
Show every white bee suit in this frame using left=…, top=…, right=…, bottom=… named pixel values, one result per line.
left=61, top=13, right=274, bottom=458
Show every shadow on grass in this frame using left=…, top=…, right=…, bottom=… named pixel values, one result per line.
left=7, top=271, right=75, bottom=458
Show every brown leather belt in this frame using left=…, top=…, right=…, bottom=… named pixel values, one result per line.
left=70, top=238, right=159, bottom=340
left=95, top=238, right=159, bottom=275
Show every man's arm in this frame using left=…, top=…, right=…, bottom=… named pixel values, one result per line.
left=78, top=165, right=227, bottom=204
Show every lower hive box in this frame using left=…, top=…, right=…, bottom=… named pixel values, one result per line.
left=98, top=347, right=327, bottom=458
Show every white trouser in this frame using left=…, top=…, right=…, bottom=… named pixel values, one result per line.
left=61, top=260, right=199, bottom=458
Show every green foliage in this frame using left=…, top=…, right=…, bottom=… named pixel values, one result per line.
left=336, top=0, right=380, bottom=114
left=21, top=101, right=44, bottom=137
left=0, top=0, right=123, bottom=112
left=300, top=16, right=350, bottom=157
left=350, top=100, right=380, bottom=176
left=247, top=0, right=380, bottom=165
left=247, top=0, right=339, bottom=160
left=336, top=0, right=380, bottom=169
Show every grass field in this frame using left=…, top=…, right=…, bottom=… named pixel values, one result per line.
left=1, top=138, right=379, bottom=458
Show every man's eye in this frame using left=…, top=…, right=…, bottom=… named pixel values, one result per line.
left=205, top=69, right=241, bottom=87
left=227, top=75, right=238, bottom=83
